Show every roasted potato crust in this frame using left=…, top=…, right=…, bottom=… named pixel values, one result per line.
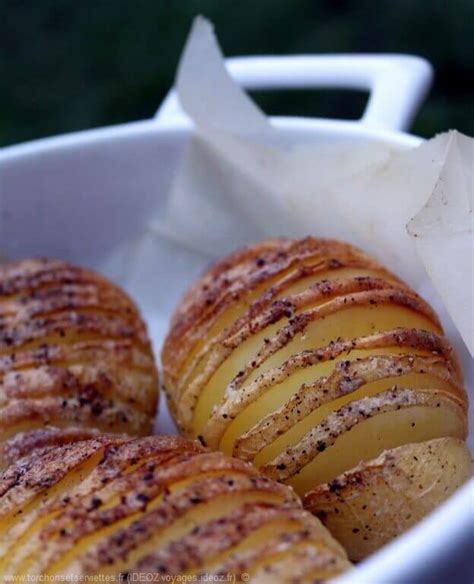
left=163, top=237, right=397, bottom=387
left=258, top=388, right=466, bottom=482
left=0, top=258, right=159, bottom=468
left=204, top=333, right=462, bottom=450
left=304, top=438, right=471, bottom=561
left=162, top=237, right=470, bottom=560
left=0, top=435, right=351, bottom=581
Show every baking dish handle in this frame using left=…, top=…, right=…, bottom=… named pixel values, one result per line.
left=156, top=54, right=432, bottom=132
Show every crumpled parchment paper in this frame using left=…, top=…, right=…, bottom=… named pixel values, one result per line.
left=103, top=17, right=472, bottom=437
left=150, top=17, right=473, bottom=349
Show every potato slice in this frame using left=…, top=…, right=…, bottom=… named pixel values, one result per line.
left=0, top=435, right=350, bottom=582
left=162, top=237, right=470, bottom=560
left=304, top=438, right=472, bottom=561
left=0, top=259, right=159, bottom=467
left=210, top=335, right=461, bottom=454
left=248, top=542, right=352, bottom=583
left=195, top=522, right=346, bottom=580
left=163, top=237, right=389, bottom=384
left=174, top=265, right=397, bottom=399
left=270, top=390, right=466, bottom=493
left=230, top=357, right=464, bottom=465
left=187, top=287, right=441, bottom=434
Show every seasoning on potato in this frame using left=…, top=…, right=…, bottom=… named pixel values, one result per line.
left=0, top=435, right=351, bottom=580
left=162, top=237, right=470, bottom=561
left=0, top=258, right=159, bottom=468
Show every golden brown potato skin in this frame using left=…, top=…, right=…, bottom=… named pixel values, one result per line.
left=304, top=437, right=471, bottom=562
left=0, top=258, right=159, bottom=468
left=162, top=237, right=470, bottom=560
left=0, top=435, right=351, bottom=581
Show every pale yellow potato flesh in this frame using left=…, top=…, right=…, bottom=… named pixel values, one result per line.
left=162, top=237, right=469, bottom=561
left=251, top=373, right=457, bottom=468
left=220, top=350, right=444, bottom=456
left=248, top=542, right=348, bottom=583
left=1, top=436, right=350, bottom=581
left=277, top=268, right=387, bottom=296
left=173, top=260, right=340, bottom=390
left=287, top=401, right=465, bottom=494
left=53, top=492, right=286, bottom=577
left=176, top=265, right=387, bottom=388
left=15, top=465, right=233, bottom=575
left=0, top=448, right=106, bottom=546
left=192, top=317, right=280, bottom=432
left=0, top=258, right=159, bottom=467
left=180, top=519, right=307, bottom=577
left=193, top=304, right=439, bottom=433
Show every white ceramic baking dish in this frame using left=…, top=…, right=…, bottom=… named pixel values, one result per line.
left=0, top=55, right=472, bottom=583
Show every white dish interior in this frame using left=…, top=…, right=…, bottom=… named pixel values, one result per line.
left=0, top=118, right=472, bottom=583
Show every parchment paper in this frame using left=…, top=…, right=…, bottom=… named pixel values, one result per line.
left=114, top=16, right=472, bottom=437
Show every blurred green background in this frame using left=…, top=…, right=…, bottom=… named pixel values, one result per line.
left=1, top=0, right=473, bottom=146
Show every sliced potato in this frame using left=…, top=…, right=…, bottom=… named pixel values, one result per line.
left=263, top=389, right=466, bottom=491
left=175, top=267, right=402, bottom=400
left=0, top=435, right=351, bottom=581
left=0, top=258, right=159, bottom=468
left=162, top=237, right=470, bottom=560
left=248, top=542, right=351, bottom=583
left=163, top=237, right=391, bottom=385
left=210, top=335, right=460, bottom=453
left=187, top=287, right=442, bottom=434
left=304, top=438, right=471, bottom=561
left=196, top=523, right=346, bottom=580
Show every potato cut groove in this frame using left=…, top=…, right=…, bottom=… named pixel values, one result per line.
left=0, top=435, right=351, bottom=581
left=162, top=237, right=470, bottom=560
left=175, top=265, right=397, bottom=395
left=0, top=258, right=159, bottom=467
left=191, top=299, right=441, bottom=434
left=281, top=393, right=466, bottom=492
left=217, top=350, right=460, bottom=456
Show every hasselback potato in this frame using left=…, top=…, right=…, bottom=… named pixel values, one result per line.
left=162, top=237, right=470, bottom=560
left=0, top=258, right=159, bottom=468
left=0, top=435, right=351, bottom=581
